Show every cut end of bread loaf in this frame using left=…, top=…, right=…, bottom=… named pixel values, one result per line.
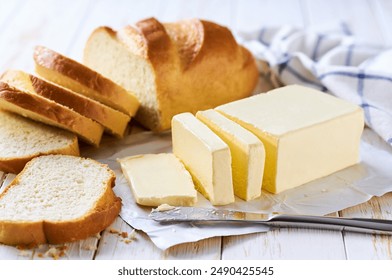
left=0, top=155, right=121, bottom=245
left=0, top=81, right=104, bottom=146
left=1, top=70, right=131, bottom=138
left=0, top=110, right=79, bottom=174
left=33, top=45, right=140, bottom=117
left=83, top=18, right=259, bottom=132
left=84, top=26, right=163, bottom=131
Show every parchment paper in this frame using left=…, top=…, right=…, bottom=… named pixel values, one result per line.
left=82, top=127, right=392, bottom=250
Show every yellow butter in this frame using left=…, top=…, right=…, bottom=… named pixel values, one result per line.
left=196, top=109, right=265, bottom=201
left=216, top=85, right=364, bottom=194
left=172, top=113, right=234, bottom=205
left=118, top=153, right=197, bottom=206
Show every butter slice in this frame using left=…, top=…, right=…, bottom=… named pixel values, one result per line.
left=172, top=113, right=234, bottom=205
left=196, top=109, right=265, bottom=201
left=216, top=85, right=364, bottom=194
left=118, top=153, right=197, bottom=206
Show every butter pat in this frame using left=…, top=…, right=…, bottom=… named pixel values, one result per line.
left=196, top=109, right=265, bottom=201
left=172, top=113, right=234, bottom=205
left=216, top=85, right=364, bottom=194
left=118, top=153, right=197, bottom=206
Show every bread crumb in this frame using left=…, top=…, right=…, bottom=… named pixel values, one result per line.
left=40, top=245, right=68, bottom=260
left=17, top=250, right=32, bottom=257
left=16, top=244, right=37, bottom=250
left=156, top=204, right=176, bottom=212
left=82, top=245, right=98, bottom=251
left=109, top=228, right=120, bottom=235
left=109, top=228, right=137, bottom=244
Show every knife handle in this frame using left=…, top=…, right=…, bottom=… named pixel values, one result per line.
left=268, top=214, right=392, bottom=234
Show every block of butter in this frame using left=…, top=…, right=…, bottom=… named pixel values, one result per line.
left=216, top=84, right=364, bottom=194
left=196, top=109, right=265, bottom=201
left=118, top=153, right=197, bottom=206
left=172, top=113, right=234, bottom=205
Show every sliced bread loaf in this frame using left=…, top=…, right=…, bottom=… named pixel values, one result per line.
left=0, top=110, right=79, bottom=174
left=33, top=46, right=140, bottom=117
left=0, top=154, right=121, bottom=245
left=0, top=81, right=104, bottom=146
left=2, top=70, right=131, bottom=138
left=83, top=18, right=259, bottom=131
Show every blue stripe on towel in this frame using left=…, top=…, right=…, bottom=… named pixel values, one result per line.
left=345, top=44, right=354, bottom=66
left=285, top=65, right=326, bottom=91
left=340, top=22, right=352, bottom=36
left=312, top=34, right=324, bottom=61
left=319, top=71, right=392, bottom=83
left=388, top=138, right=392, bottom=144
left=258, top=28, right=270, bottom=46
left=357, top=71, right=372, bottom=126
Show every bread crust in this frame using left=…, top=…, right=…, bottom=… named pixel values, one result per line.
left=34, top=46, right=139, bottom=116
left=85, top=18, right=258, bottom=131
left=1, top=70, right=130, bottom=138
left=0, top=156, right=121, bottom=246
left=30, top=74, right=130, bottom=138
left=0, top=81, right=104, bottom=146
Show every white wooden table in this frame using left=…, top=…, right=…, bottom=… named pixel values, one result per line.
left=1, top=0, right=392, bottom=260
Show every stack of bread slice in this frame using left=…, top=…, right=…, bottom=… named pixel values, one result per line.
left=0, top=46, right=139, bottom=173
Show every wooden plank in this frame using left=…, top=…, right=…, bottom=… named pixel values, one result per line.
left=157, top=0, right=232, bottom=26
left=222, top=228, right=346, bottom=259
left=0, top=0, right=93, bottom=72
left=0, top=0, right=27, bottom=31
left=66, top=0, right=233, bottom=60
left=340, top=193, right=392, bottom=260
left=66, top=0, right=163, bottom=59
left=302, top=0, right=385, bottom=45
left=95, top=216, right=221, bottom=259
left=233, top=0, right=304, bottom=33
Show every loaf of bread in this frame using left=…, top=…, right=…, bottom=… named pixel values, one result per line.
left=0, top=110, right=79, bottom=174
left=0, top=155, right=121, bottom=245
left=1, top=70, right=131, bottom=138
left=83, top=17, right=258, bottom=131
left=34, top=46, right=140, bottom=117
left=0, top=81, right=104, bottom=146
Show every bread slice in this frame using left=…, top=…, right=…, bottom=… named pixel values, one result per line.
left=0, top=110, right=79, bottom=174
left=0, top=155, right=121, bottom=245
left=33, top=46, right=139, bottom=117
left=2, top=70, right=131, bottom=138
left=83, top=18, right=259, bottom=131
left=0, top=81, right=104, bottom=146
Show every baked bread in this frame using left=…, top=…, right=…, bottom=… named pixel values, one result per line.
left=0, top=155, right=121, bottom=245
left=1, top=70, right=131, bottom=138
left=33, top=46, right=140, bottom=117
left=0, top=81, right=104, bottom=146
left=0, top=110, right=79, bottom=174
left=83, top=17, right=259, bottom=131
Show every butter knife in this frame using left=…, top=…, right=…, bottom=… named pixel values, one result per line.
left=149, top=207, right=392, bottom=235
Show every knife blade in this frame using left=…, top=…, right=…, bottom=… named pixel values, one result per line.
left=149, top=206, right=392, bottom=235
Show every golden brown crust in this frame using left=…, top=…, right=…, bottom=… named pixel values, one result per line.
left=0, top=81, right=104, bottom=146
left=29, top=74, right=130, bottom=138
left=34, top=46, right=121, bottom=99
left=0, top=156, right=121, bottom=246
left=85, top=18, right=258, bottom=131
left=34, top=46, right=139, bottom=116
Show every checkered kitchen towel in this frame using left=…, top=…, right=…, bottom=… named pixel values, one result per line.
left=238, top=23, right=392, bottom=146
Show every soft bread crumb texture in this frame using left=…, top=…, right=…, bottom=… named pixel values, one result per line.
left=0, top=110, right=76, bottom=157
left=0, top=155, right=113, bottom=221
